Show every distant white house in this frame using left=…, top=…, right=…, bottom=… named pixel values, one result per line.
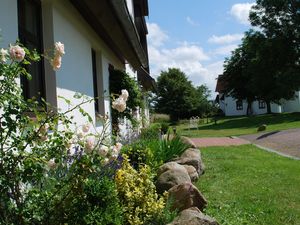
left=0, top=0, right=154, bottom=135
left=215, top=75, right=300, bottom=116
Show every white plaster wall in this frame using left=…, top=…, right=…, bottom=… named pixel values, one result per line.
left=282, top=91, right=300, bottom=112
left=271, top=103, right=282, bottom=113
left=252, top=101, right=267, bottom=115
left=51, top=0, right=125, bottom=132
left=224, top=96, right=247, bottom=116
left=0, top=0, right=18, bottom=47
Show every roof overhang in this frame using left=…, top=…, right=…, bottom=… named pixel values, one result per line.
left=70, top=0, right=148, bottom=70
left=137, top=67, right=156, bottom=91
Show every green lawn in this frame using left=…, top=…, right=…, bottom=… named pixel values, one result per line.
left=197, top=145, right=300, bottom=225
left=177, top=113, right=300, bottom=137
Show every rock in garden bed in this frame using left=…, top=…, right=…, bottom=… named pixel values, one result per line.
left=167, top=207, right=219, bottom=225
left=168, top=182, right=207, bottom=212
left=156, top=165, right=191, bottom=194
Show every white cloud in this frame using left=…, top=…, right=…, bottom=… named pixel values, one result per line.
left=213, top=44, right=238, bottom=56
left=146, top=22, right=169, bottom=47
left=147, top=23, right=224, bottom=98
left=186, top=16, right=200, bottom=26
left=230, top=3, right=255, bottom=25
left=208, top=34, right=244, bottom=44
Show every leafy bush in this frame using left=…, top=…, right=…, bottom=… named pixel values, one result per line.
left=160, top=122, right=170, bottom=134
left=115, top=155, right=174, bottom=225
left=140, top=123, right=161, bottom=140
left=151, top=135, right=191, bottom=164
left=151, top=113, right=170, bottom=123
left=0, top=42, right=127, bottom=224
left=121, top=140, right=153, bottom=169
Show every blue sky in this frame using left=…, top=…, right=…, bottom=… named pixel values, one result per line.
left=146, top=0, right=255, bottom=98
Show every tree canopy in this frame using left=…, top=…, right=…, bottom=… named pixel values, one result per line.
left=154, top=68, right=212, bottom=121
left=223, top=0, right=300, bottom=114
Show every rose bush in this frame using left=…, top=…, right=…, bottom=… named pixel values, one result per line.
left=0, top=40, right=175, bottom=225
left=0, top=42, right=124, bottom=224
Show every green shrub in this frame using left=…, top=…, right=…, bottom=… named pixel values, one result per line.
left=121, top=140, right=153, bottom=169
left=140, top=123, right=161, bottom=140
left=151, top=114, right=170, bottom=123
left=83, top=177, right=124, bottom=225
left=160, top=122, right=170, bottom=134
left=151, top=135, right=191, bottom=164
left=115, top=155, right=175, bottom=225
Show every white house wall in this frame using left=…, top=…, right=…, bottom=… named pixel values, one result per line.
left=252, top=101, right=267, bottom=115
left=52, top=0, right=124, bottom=132
left=282, top=91, right=300, bottom=112
left=0, top=0, right=18, bottom=47
left=224, top=96, right=247, bottom=116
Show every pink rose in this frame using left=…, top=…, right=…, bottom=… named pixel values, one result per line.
left=82, top=123, right=90, bottom=133
left=9, top=45, right=25, bottom=62
left=51, top=55, right=62, bottom=71
left=54, top=42, right=65, bottom=56
left=112, top=97, right=126, bottom=112
left=85, top=137, right=95, bottom=153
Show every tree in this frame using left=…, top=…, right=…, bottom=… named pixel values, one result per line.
left=223, top=32, right=258, bottom=115
left=224, top=29, right=300, bottom=114
left=154, top=68, right=212, bottom=121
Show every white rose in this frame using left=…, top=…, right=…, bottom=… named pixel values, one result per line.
left=0, top=48, right=8, bottom=63
left=54, top=41, right=65, bottom=56
left=82, top=123, right=90, bottom=133
left=85, top=136, right=95, bottom=153
left=98, top=145, right=109, bottom=157
left=47, top=159, right=56, bottom=170
left=112, top=97, right=126, bottom=112
left=121, top=89, right=129, bottom=101
left=9, top=45, right=25, bottom=62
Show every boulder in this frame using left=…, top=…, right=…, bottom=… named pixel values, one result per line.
left=157, top=162, right=187, bottom=177
left=175, top=157, right=205, bottom=175
left=180, top=136, right=198, bottom=148
left=168, top=182, right=207, bottom=212
left=156, top=168, right=191, bottom=194
left=167, top=207, right=219, bottom=225
left=181, top=148, right=201, bottom=159
left=183, top=165, right=199, bottom=182
left=257, top=124, right=267, bottom=132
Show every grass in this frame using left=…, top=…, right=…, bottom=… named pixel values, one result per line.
left=197, top=145, right=300, bottom=225
left=177, top=112, right=300, bottom=137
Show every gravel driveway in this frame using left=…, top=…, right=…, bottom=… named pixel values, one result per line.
left=239, top=128, right=300, bottom=159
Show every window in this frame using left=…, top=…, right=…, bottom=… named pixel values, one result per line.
left=18, top=0, right=45, bottom=101
left=236, top=100, right=243, bottom=110
left=259, top=100, right=266, bottom=109
left=91, top=49, right=99, bottom=113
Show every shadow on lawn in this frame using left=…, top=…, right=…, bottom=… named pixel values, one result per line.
left=182, top=113, right=300, bottom=131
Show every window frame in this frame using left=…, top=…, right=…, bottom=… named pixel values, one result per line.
left=258, top=100, right=266, bottom=109
left=17, top=0, right=45, bottom=102
left=236, top=100, right=243, bottom=110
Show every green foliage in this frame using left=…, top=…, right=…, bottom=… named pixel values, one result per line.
left=115, top=155, right=174, bottom=225
left=121, top=140, right=153, bottom=169
left=0, top=43, right=125, bottom=224
left=150, top=135, right=191, bottom=164
left=160, top=122, right=170, bottom=134
left=140, top=123, right=161, bottom=140
left=109, top=68, right=143, bottom=134
left=198, top=145, right=300, bottom=225
left=223, top=0, right=300, bottom=114
left=151, top=113, right=170, bottom=123
left=154, top=68, right=212, bottom=121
